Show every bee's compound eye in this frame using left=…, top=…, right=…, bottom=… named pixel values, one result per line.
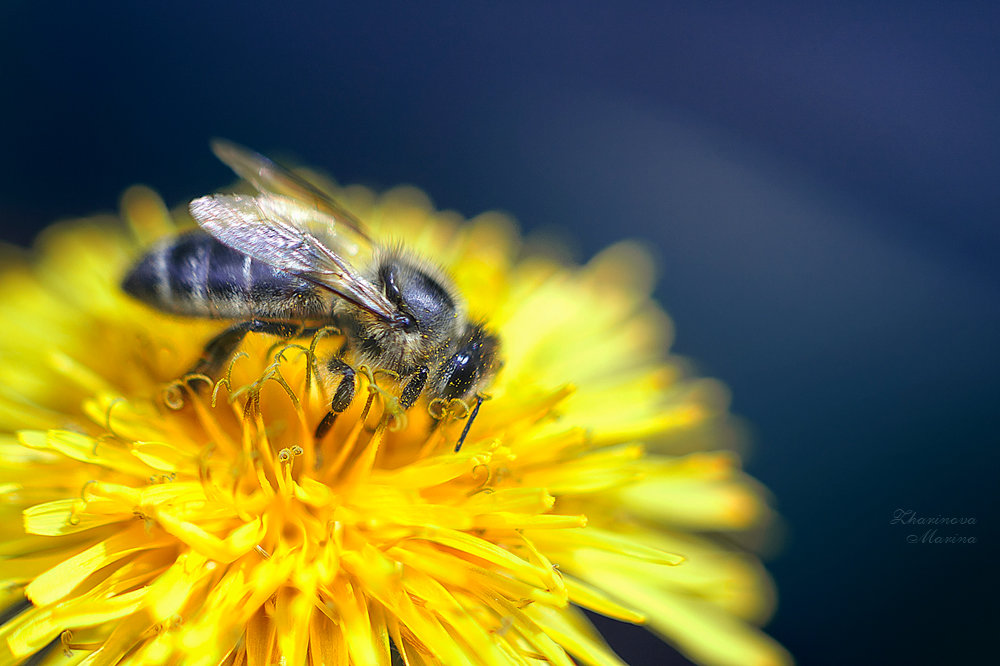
left=380, top=264, right=403, bottom=304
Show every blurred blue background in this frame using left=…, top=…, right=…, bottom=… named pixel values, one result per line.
left=1, top=2, right=997, bottom=664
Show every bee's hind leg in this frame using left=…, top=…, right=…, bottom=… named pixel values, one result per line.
left=314, top=357, right=356, bottom=440
left=192, top=319, right=302, bottom=381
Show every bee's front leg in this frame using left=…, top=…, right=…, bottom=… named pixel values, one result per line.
left=314, top=357, right=357, bottom=440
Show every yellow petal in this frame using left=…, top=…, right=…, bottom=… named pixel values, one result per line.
left=26, top=524, right=172, bottom=605
left=23, top=499, right=127, bottom=536
left=152, top=511, right=263, bottom=563
left=524, top=604, right=628, bottom=666
left=9, top=588, right=148, bottom=658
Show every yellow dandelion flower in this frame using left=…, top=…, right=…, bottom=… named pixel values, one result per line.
left=0, top=166, right=791, bottom=665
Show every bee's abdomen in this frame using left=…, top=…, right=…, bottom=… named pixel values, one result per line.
left=122, top=231, right=324, bottom=319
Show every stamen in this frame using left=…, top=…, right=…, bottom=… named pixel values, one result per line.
left=242, top=390, right=260, bottom=421
left=448, top=398, right=472, bottom=420
left=467, top=463, right=496, bottom=496
left=359, top=384, right=377, bottom=423
left=305, top=325, right=341, bottom=395
left=103, top=397, right=126, bottom=439
left=162, top=383, right=185, bottom=411
left=92, top=432, right=116, bottom=455
left=197, top=444, right=216, bottom=489
left=212, top=351, right=248, bottom=407
left=371, top=368, right=401, bottom=381
left=427, top=398, right=449, bottom=420
left=272, top=343, right=310, bottom=365
left=265, top=365, right=299, bottom=409
left=182, top=373, right=214, bottom=391
left=162, top=374, right=213, bottom=410
left=359, top=366, right=406, bottom=431
left=79, top=479, right=98, bottom=501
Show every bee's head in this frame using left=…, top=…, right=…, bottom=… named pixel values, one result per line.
left=377, top=257, right=460, bottom=346
left=333, top=249, right=466, bottom=375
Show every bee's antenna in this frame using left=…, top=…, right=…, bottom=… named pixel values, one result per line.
left=454, top=395, right=485, bottom=452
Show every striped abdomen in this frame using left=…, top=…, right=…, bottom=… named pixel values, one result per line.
left=122, top=231, right=327, bottom=319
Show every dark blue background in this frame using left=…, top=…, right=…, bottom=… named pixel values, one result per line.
left=1, top=3, right=997, bottom=664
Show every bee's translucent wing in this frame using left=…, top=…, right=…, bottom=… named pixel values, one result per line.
left=190, top=193, right=396, bottom=321
left=210, top=138, right=373, bottom=243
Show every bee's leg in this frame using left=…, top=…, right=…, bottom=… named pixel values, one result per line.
left=314, top=357, right=356, bottom=440
left=192, top=319, right=301, bottom=379
left=400, top=366, right=429, bottom=410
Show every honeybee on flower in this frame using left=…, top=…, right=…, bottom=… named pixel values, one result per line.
left=123, top=140, right=500, bottom=449
left=0, top=145, right=791, bottom=666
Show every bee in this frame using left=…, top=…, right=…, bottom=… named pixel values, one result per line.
left=123, top=140, right=500, bottom=450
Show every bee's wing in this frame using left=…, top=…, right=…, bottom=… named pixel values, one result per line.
left=190, top=193, right=396, bottom=321
left=210, top=138, right=373, bottom=243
